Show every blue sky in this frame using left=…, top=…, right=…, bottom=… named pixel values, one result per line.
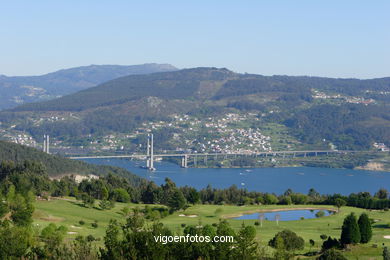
left=1, top=1, right=389, bottom=78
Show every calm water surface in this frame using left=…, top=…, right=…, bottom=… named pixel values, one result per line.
left=234, top=209, right=332, bottom=221
left=83, top=159, right=390, bottom=195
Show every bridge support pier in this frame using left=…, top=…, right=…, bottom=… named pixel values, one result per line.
left=194, top=155, right=197, bottom=167
left=181, top=155, right=188, bottom=168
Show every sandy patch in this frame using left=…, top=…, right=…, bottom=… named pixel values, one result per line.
left=71, top=225, right=81, bottom=229
left=384, top=236, right=390, bottom=239
left=40, top=215, right=64, bottom=222
left=179, top=214, right=198, bottom=218
left=356, top=162, right=385, bottom=171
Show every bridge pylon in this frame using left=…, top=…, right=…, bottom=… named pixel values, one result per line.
left=147, top=133, right=155, bottom=171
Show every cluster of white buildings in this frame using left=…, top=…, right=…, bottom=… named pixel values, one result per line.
left=312, top=90, right=375, bottom=105
left=139, top=113, right=273, bottom=153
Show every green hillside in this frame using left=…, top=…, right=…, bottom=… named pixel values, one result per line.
left=0, top=140, right=143, bottom=184
left=1, top=67, right=389, bottom=151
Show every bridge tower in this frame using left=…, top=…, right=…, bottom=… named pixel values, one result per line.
left=43, top=134, right=50, bottom=154
left=147, top=133, right=155, bottom=171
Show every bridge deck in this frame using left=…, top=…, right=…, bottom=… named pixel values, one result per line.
left=68, top=150, right=363, bottom=159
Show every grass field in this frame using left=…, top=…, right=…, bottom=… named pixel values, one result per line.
left=33, top=198, right=390, bottom=259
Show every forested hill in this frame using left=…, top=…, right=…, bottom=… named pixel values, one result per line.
left=11, top=67, right=390, bottom=112
left=0, top=141, right=144, bottom=185
left=1, top=67, right=390, bottom=150
left=0, top=63, right=177, bottom=110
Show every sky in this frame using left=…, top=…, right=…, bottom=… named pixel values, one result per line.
left=1, top=1, right=389, bottom=78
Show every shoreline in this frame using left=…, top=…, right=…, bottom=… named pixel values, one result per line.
left=184, top=164, right=390, bottom=173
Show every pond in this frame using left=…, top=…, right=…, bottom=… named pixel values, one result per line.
left=233, top=209, right=334, bottom=221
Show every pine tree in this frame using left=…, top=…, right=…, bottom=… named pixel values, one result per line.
left=358, top=213, right=372, bottom=243
left=384, top=247, right=390, bottom=260
left=340, top=213, right=361, bottom=245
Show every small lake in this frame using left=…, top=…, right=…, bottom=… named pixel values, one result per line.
left=234, top=209, right=333, bottom=221
left=83, top=159, right=390, bottom=195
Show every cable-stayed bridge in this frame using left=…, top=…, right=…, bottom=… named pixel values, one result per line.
left=67, top=134, right=363, bottom=170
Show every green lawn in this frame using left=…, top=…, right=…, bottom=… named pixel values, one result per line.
left=34, top=198, right=390, bottom=259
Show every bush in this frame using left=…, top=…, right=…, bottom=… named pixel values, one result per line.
left=79, top=220, right=85, bottom=226
left=322, top=237, right=340, bottom=251
left=86, top=234, right=95, bottom=242
left=269, top=229, right=304, bottom=251
left=317, top=248, right=347, bottom=260
left=91, top=220, right=98, bottom=228
left=181, top=223, right=186, bottom=228
left=254, top=221, right=260, bottom=226
left=214, top=208, right=223, bottom=215
left=315, top=210, right=326, bottom=218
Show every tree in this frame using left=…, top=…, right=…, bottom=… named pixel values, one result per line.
left=264, top=193, right=278, bottom=204
left=167, top=189, right=186, bottom=211
left=273, top=235, right=291, bottom=260
left=317, top=248, right=347, bottom=260
left=81, top=193, right=95, bottom=208
left=214, top=220, right=236, bottom=259
left=358, top=213, right=372, bottom=243
left=186, top=188, right=200, bottom=204
left=101, top=220, right=122, bottom=260
left=112, top=188, right=130, bottom=203
left=340, top=213, right=361, bottom=245
left=320, top=234, right=328, bottom=241
left=309, top=239, right=315, bottom=252
left=234, top=224, right=258, bottom=259
left=9, top=193, right=34, bottom=226
left=0, top=224, right=33, bottom=259
left=40, top=223, right=67, bottom=253
left=375, top=188, right=389, bottom=199
left=269, top=229, right=304, bottom=252
left=384, top=247, right=390, bottom=260
left=334, top=198, right=346, bottom=212
left=99, top=200, right=115, bottom=210
left=322, top=237, right=340, bottom=251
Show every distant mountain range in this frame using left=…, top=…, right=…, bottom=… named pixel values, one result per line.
left=0, top=63, right=177, bottom=110
left=1, top=67, right=389, bottom=150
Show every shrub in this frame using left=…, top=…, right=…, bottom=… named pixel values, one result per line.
left=315, top=210, right=326, bottom=218
left=79, top=220, right=85, bottom=226
left=269, top=229, right=304, bottom=251
left=317, top=248, right=347, bottom=260
left=86, top=234, right=95, bottom=242
left=91, top=220, right=98, bottom=228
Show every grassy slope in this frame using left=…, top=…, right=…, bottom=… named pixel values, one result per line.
left=34, top=198, right=390, bottom=259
